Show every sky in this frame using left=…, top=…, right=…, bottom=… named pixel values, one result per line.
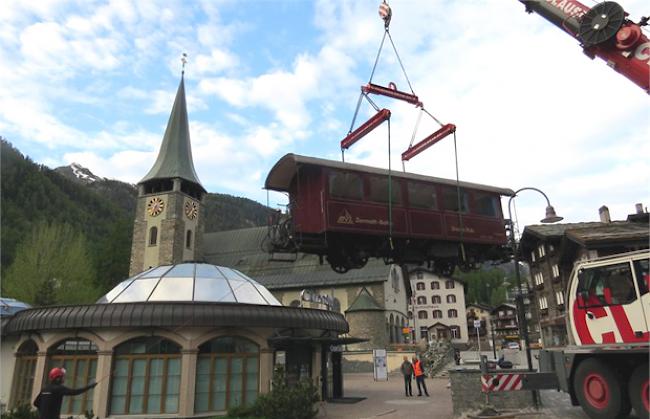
left=1, top=0, right=648, bottom=231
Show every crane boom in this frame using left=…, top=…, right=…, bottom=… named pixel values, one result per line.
left=519, top=0, right=649, bottom=93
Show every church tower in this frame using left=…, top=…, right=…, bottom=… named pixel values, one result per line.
left=129, top=73, right=206, bottom=275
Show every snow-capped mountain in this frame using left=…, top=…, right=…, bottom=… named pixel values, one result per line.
left=56, top=162, right=104, bottom=184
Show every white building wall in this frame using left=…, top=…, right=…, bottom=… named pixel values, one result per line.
left=409, top=271, right=468, bottom=344
left=0, top=336, right=19, bottom=413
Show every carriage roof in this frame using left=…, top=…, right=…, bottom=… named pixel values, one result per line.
left=265, top=153, right=514, bottom=197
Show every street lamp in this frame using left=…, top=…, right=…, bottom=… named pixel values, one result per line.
left=507, top=187, right=562, bottom=371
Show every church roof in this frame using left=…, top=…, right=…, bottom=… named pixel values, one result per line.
left=139, top=76, right=205, bottom=191
left=345, top=288, right=383, bottom=312
left=203, top=227, right=390, bottom=289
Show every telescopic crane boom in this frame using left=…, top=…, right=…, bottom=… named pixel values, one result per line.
left=519, top=0, right=649, bottom=93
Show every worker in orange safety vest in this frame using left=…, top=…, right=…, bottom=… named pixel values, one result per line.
left=412, top=356, right=429, bottom=397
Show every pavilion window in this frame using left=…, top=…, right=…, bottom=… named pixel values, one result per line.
left=10, top=340, right=38, bottom=409
left=109, top=337, right=181, bottom=415
left=195, top=336, right=260, bottom=413
left=46, top=339, right=98, bottom=416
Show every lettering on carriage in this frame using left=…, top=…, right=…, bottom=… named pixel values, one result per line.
left=337, top=210, right=354, bottom=225
left=355, top=217, right=389, bottom=226
left=451, top=226, right=475, bottom=234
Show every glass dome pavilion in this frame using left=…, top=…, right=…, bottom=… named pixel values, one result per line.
left=97, top=263, right=281, bottom=306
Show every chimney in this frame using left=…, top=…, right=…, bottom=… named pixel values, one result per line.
left=635, top=203, right=644, bottom=214
left=599, top=205, right=611, bottom=223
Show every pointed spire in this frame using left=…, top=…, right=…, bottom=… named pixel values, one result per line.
left=139, top=66, right=205, bottom=192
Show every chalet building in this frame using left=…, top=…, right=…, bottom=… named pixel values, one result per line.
left=203, top=227, right=410, bottom=352
left=408, top=270, right=468, bottom=345
left=466, top=303, right=493, bottom=347
left=519, top=205, right=649, bottom=347
left=491, top=303, right=519, bottom=345
left=1, top=73, right=356, bottom=417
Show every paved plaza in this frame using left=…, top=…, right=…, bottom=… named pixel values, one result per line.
left=315, top=372, right=634, bottom=419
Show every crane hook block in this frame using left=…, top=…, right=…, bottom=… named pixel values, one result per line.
left=401, top=123, right=456, bottom=161
left=362, top=83, right=422, bottom=107
left=341, top=108, right=391, bottom=150
left=379, top=1, right=392, bottom=28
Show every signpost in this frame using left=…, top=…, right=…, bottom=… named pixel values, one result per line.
left=372, top=349, right=388, bottom=381
left=474, top=319, right=482, bottom=358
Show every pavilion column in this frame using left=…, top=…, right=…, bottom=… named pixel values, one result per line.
left=178, top=348, right=197, bottom=417
left=30, top=351, right=48, bottom=402
left=94, top=350, right=113, bottom=418
left=259, top=348, right=274, bottom=394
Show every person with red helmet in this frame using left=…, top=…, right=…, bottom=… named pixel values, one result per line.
left=33, top=367, right=97, bottom=419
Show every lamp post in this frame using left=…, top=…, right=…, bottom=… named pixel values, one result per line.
left=507, top=187, right=562, bottom=405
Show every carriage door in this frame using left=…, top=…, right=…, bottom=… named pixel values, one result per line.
left=572, top=260, right=649, bottom=344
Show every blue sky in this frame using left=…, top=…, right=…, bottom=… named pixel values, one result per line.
left=1, top=0, right=648, bottom=230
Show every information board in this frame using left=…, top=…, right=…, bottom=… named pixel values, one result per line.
left=372, top=349, right=388, bottom=381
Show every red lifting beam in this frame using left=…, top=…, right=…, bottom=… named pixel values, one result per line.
left=362, top=83, right=422, bottom=107
left=341, top=108, right=391, bottom=150
left=401, top=123, right=456, bottom=161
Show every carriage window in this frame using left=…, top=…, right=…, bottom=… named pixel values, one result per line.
left=368, top=177, right=402, bottom=204
left=442, top=188, right=468, bottom=212
left=408, top=182, right=437, bottom=209
left=329, top=172, right=363, bottom=200
left=634, top=259, right=649, bottom=296
left=475, top=193, right=498, bottom=217
left=576, top=262, right=636, bottom=308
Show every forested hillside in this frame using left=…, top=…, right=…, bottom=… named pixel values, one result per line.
left=1, top=139, right=274, bottom=305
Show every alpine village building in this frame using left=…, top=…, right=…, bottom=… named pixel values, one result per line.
left=0, top=74, right=356, bottom=417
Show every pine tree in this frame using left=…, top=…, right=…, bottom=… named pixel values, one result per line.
left=2, top=222, right=100, bottom=305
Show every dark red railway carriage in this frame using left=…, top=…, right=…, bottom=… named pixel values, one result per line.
left=264, top=153, right=514, bottom=273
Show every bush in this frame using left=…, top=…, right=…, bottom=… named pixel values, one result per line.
left=3, top=404, right=39, bottom=419
left=251, top=366, right=319, bottom=419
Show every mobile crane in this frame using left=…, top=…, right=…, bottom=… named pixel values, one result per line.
left=481, top=250, right=649, bottom=419
left=518, top=0, right=649, bottom=93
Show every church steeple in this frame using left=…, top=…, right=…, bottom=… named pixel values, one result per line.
left=139, top=75, right=205, bottom=194
left=129, top=64, right=205, bottom=276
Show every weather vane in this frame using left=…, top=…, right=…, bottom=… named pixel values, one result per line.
left=181, top=52, right=188, bottom=75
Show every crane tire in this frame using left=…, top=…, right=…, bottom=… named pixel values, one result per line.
left=573, top=358, right=631, bottom=419
left=629, top=363, right=649, bottom=418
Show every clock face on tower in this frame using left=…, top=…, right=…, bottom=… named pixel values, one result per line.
left=147, top=197, right=165, bottom=217
left=185, top=201, right=198, bottom=220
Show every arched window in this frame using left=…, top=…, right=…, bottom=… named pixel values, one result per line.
left=149, top=227, right=158, bottom=245
left=47, top=339, right=98, bottom=415
left=431, top=281, right=440, bottom=290
left=433, top=310, right=443, bottom=318
left=408, top=310, right=413, bottom=319
left=447, top=295, right=457, bottom=303
left=417, top=310, right=428, bottom=319
left=416, top=282, right=425, bottom=290
left=110, top=337, right=181, bottom=415
left=445, top=280, right=455, bottom=289
left=416, top=296, right=427, bottom=305
left=186, top=230, right=192, bottom=249
left=448, top=309, right=458, bottom=318
left=10, top=340, right=38, bottom=409
left=389, top=314, right=395, bottom=343
left=432, top=295, right=441, bottom=304
left=195, top=337, right=260, bottom=413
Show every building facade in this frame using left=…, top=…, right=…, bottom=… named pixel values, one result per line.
left=465, top=303, right=493, bottom=347
left=519, top=205, right=649, bottom=347
left=408, top=269, right=468, bottom=345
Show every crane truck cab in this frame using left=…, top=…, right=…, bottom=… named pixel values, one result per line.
left=562, top=250, right=649, bottom=419
left=567, top=249, right=650, bottom=346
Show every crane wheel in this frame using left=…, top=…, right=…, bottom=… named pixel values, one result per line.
left=573, top=358, right=631, bottom=419
left=628, top=363, right=649, bottom=418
